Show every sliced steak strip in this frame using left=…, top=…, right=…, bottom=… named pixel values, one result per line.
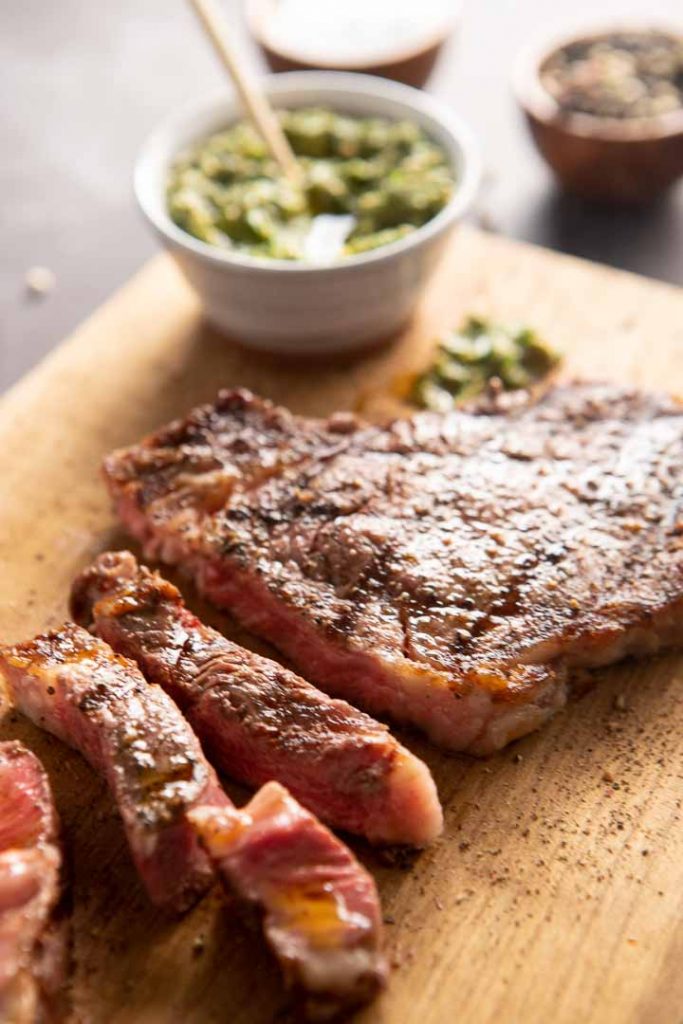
left=0, top=625, right=228, bottom=912
left=1, top=627, right=386, bottom=1012
left=191, top=781, right=387, bottom=1018
left=104, top=385, right=683, bottom=753
left=0, top=741, right=64, bottom=1023
left=71, top=550, right=441, bottom=846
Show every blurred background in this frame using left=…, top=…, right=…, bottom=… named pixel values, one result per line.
left=1, top=0, right=682, bottom=389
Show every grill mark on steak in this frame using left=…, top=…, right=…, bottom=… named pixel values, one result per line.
left=104, top=384, right=683, bottom=754
left=71, top=551, right=442, bottom=846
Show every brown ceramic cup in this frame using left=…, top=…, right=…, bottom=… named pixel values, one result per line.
left=246, top=0, right=459, bottom=90
left=513, top=23, right=683, bottom=203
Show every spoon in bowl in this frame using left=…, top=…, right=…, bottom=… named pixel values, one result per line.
left=187, top=0, right=356, bottom=261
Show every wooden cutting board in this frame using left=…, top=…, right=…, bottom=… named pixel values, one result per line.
left=1, top=226, right=681, bottom=1024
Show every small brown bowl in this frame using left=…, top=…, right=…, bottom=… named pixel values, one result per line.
left=513, top=23, right=683, bottom=203
left=246, top=0, right=458, bottom=90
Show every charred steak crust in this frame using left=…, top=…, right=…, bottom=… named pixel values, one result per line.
left=71, top=550, right=442, bottom=846
left=104, top=385, right=683, bottom=753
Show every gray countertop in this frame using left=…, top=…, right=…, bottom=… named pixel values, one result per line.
left=2, top=0, right=681, bottom=391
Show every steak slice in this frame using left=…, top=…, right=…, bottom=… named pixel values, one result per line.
left=0, top=624, right=228, bottom=912
left=0, top=741, right=64, bottom=1023
left=104, top=384, right=683, bottom=754
left=71, top=550, right=441, bottom=846
left=191, top=782, right=387, bottom=1017
left=1, top=628, right=386, bottom=1011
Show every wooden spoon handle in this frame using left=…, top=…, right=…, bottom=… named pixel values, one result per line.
left=187, top=0, right=302, bottom=184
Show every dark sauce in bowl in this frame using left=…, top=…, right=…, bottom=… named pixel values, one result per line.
left=541, top=30, right=683, bottom=121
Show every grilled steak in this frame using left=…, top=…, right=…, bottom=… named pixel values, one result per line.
left=1, top=628, right=386, bottom=1011
left=104, top=384, right=683, bottom=754
left=0, top=625, right=228, bottom=912
left=0, top=741, right=63, bottom=1023
left=71, top=551, right=441, bottom=846
left=191, top=781, right=387, bottom=1017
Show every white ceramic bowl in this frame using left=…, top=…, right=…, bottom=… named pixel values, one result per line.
left=134, top=71, right=481, bottom=354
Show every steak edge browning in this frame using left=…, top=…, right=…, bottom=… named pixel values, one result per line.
left=71, top=550, right=442, bottom=846
left=104, top=385, right=683, bottom=753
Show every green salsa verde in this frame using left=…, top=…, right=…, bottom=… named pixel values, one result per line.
left=411, top=317, right=561, bottom=411
left=166, top=107, right=456, bottom=260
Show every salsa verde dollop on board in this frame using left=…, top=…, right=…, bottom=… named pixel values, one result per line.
left=166, top=107, right=455, bottom=261
left=411, top=317, right=561, bottom=411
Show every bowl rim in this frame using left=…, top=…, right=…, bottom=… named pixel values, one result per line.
left=245, top=0, right=460, bottom=71
left=513, top=18, right=683, bottom=142
left=134, top=70, right=481, bottom=276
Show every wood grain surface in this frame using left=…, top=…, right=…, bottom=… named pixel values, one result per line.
left=0, top=226, right=681, bottom=1024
